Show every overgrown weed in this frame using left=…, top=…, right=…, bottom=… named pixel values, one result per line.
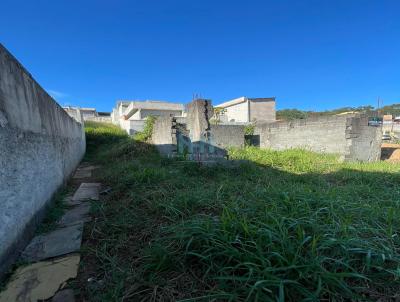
left=80, top=122, right=400, bottom=301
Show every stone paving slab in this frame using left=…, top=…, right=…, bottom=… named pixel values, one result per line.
left=72, top=169, right=91, bottom=179
left=72, top=183, right=101, bottom=201
left=64, top=196, right=82, bottom=207
left=58, top=203, right=92, bottom=227
left=21, top=223, right=83, bottom=262
left=0, top=255, right=80, bottom=302
left=52, top=289, right=75, bottom=302
left=81, top=165, right=100, bottom=171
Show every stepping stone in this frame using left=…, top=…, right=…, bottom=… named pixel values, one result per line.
left=72, top=169, right=91, bottom=179
left=58, top=203, right=91, bottom=227
left=82, top=165, right=100, bottom=170
left=73, top=165, right=99, bottom=179
left=72, top=183, right=101, bottom=201
left=64, top=196, right=82, bottom=207
left=0, top=255, right=80, bottom=302
left=21, top=223, right=83, bottom=262
left=52, top=289, right=75, bottom=302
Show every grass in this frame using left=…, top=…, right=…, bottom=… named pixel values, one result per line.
left=79, top=121, right=400, bottom=301
left=36, top=188, right=70, bottom=234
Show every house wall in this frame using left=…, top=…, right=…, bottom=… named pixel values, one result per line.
left=249, top=99, right=276, bottom=122
left=139, top=109, right=183, bottom=119
left=128, top=120, right=146, bottom=135
left=223, top=101, right=249, bottom=123
left=111, top=108, right=118, bottom=124
left=84, top=116, right=112, bottom=123
left=129, top=110, right=141, bottom=120
left=0, top=44, right=86, bottom=276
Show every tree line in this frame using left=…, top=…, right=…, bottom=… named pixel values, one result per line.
left=277, top=104, right=400, bottom=121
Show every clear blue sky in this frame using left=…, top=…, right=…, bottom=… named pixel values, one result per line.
left=1, top=0, right=399, bottom=112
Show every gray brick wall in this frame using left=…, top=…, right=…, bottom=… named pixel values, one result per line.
left=255, top=115, right=381, bottom=161
left=211, top=125, right=245, bottom=148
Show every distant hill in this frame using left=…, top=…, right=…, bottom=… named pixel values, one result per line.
left=276, top=104, right=400, bottom=121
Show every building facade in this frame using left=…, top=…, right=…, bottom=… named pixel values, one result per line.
left=215, top=97, right=276, bottom=123
left=111, top=100, right=185, bottom=134
left=63, top=106, right=111, bottom=123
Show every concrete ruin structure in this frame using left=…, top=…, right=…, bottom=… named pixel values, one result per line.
left=151, top=99, right=382, bottom=162
left=152, top=99, right=245, bottom=160
left=111, top=100, right=185, bottom=134
left=215, top=96, right=276, bottom=123
left=0, top=44, right=86, bottom=276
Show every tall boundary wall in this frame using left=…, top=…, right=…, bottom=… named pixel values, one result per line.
left=0, top=44, right=86, bottom=276
left=255, top=115, right=381, bottom=161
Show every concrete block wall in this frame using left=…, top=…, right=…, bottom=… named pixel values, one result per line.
left=255, top=115, right=381, bottom=161
left=151, top=116, right=176, bottom=154
left=211, top=125, right=245, bottom=149
left=256, top=116, right=349, bottom=156
left=346, top=115, right=382, bottom=161
left=0, top=44, right=86, bottom=276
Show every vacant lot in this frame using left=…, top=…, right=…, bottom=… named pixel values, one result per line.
left=78, top=122, right=400, bottom=301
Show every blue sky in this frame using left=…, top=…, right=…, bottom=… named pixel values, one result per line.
left=1, top=0, right=399, bottom=112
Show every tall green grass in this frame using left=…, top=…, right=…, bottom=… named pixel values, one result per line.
left=81, top=123, right=400, bottom=301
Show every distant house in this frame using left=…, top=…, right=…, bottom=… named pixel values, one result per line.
left=111, top=100, right=185, bottom=134
left=215, top=97, right=276, bottom=123
left=64, top=106, right=93, bottom=119
left=383, top=114, right=393, bottom=123
left=63, top=106, right=111, bottom=122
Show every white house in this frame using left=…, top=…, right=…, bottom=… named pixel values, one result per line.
left=215, top=97, right=276, bottom=123
left=111, top=100, right=185, bottom=134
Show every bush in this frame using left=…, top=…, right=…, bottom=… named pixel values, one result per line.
left=134, top=116, right=157, bottom=142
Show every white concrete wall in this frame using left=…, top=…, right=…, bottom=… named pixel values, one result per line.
left=139, top=109, right=183, bottom=119
left=129, top=110, right=141, bottom=120
left=0, top=44, right=86, bottom=275
left=224, top=101, right=249, bottom=122
left=128, top=120, right=146, bottom=134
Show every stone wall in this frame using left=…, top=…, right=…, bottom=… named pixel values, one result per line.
left=0, top=44, right=86, bottom=276
left=255, top=115, right=381, bottom=161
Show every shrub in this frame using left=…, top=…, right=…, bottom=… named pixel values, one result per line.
left=134, top=116, right=157, bottom=142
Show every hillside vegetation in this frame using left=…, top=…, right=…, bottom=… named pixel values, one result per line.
left=277, top=103, right=400, bottom=121
left=80, top=122, right=400, bottom=301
